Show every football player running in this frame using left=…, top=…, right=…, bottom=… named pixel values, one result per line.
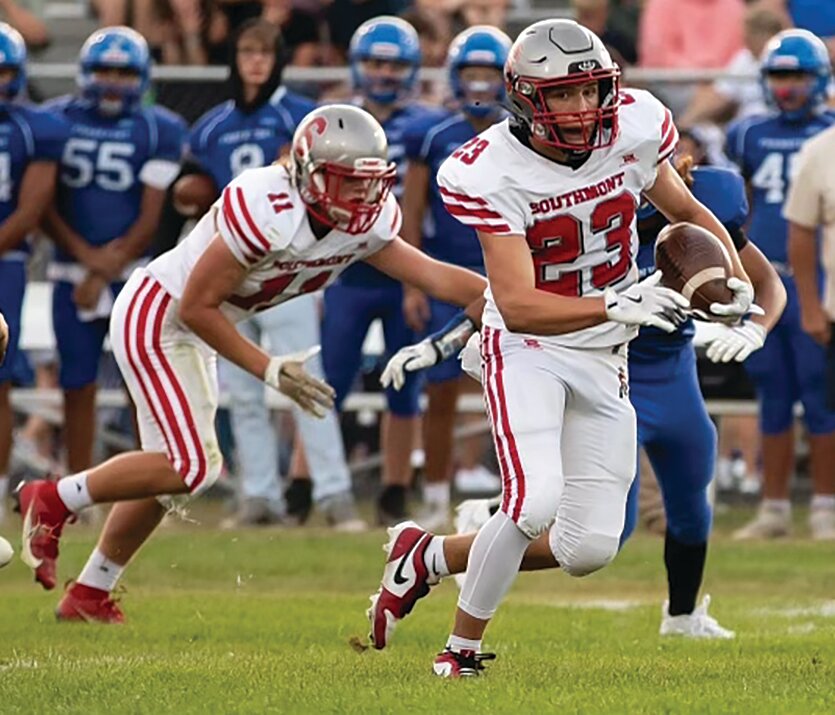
left=17, top=104, right=501, bottom=623
left=320, top=17, right=437, bottom=525
left=182, top=19, right=362, bottom=530
left=42, top=27, right=186, bottom=481
left=381, top=159, right=786, bottom=643
left=400, top=26, right=512, bottom=529
left=366, top=20, right=759, bottom=677
left=726, top=30, right=835, bottom=541
left=0, top=24, right=69, bottom=524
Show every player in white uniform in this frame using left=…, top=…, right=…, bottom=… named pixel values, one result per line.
left=365, top=20, right=757, bottom=677
left=15, top=104, right=490, bottom=623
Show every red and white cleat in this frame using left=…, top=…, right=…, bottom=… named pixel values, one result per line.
left=56, top=582, right=125, bottom=624
left=432, top=648, right=496, bottom=678
left=17, top=480, right=73, bottom=590
left=367, top=520, right=437, bottom=650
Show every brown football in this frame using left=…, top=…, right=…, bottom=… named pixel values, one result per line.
left=654, top=222, right=735, bottom=321
left=173, top=173, right=218, bottom=217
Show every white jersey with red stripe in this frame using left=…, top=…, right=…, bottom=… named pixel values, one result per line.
left=147, top=164, right=402, bottom=323
left=437, top=88, right=677, bottom=349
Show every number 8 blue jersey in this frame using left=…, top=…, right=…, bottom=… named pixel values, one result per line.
left=725, top=108, right=835, bottom=264
left=46, top=95, right=186, bottom=264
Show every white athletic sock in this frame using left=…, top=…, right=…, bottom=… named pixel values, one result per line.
left=77, top=548, right=125, bottom=593
left=458, top=510, right=530, bottom=621
left=763, top=498, right=791, bottom=514
left=423, top=481, right=450, bottom=507
left=446, top=635, right=482, bottom=654
left=811, top=494, right=835, bottom=511
left=56, top=472, right=93, bottom=513
left=423, top=535, right=449, bottom=582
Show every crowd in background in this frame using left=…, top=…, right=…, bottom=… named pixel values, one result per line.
left=1, top=0, right=835, bottom=537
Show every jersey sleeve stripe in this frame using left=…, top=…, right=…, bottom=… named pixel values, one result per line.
left=234, top=187, right=272, bottom=252
left=443, top=202, right=508, bottom=222
left=439, top=186, right=489, bottom=206
left=658, top=124, right=679, bottom=164
left=222, top=188, right=263, bottom=262
left=389, top=201, right=402, bottom=235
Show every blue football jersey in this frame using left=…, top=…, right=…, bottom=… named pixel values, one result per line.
left=403, top=108, right=485, bottom=268
left=726, top=109, right=835, bottom=264
left=47, top=96, right=186, bottom=263
left=339, top=102, right=438, bottom=287
left=630, top=166, right=749, bottom=361
left=0, top=103, right=69, bottom=259
left=189, top=87, right=315, bottom=190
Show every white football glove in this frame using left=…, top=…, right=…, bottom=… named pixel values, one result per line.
left=264, top=346, right=335, bottom=418
left=604, top=271, right=690, bottom=333
left=705, top=320, right=767, bottom=363
left=380, top=339, right=438, bottom=391
left=709, top=277, right=765, bottom=320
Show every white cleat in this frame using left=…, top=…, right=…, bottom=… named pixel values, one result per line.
left=452, top=497, right=499, bottom=589
left=733, top=505, right=791, bottom=540
left=660, top=595, right=735, bottom=639
left=809, top=506, right=835, bottom=540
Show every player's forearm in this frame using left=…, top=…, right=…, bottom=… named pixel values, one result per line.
left=496, top=289, right=607, bottom=335
left=741, top=243, right=786, bottom=332
left=178, top=302, right=270, bottom=380
left=42, top=208, right=96, bottom=265
left=420, top=262, right=486, bottom=307
left=0, top=206, right=45, bottom=255
left=788, top=223, right=822, bottom=315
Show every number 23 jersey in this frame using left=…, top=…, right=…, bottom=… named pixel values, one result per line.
left=437, top=88, right=677, bottom=349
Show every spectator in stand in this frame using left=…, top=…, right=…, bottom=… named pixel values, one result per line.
left=219, top=0, right=323, bottom=66
left=758, top=0, right=835, bottom=58
left=640, top=0, right=745, bottom=69
left=325, top=0, right=409, bottom=62
left=679, top=6, right=786, bottom=129
left=639, top=0, right=745, bottom=113
left=0, top=0, right=47, bottom=49
left=571, top=0, right=637, bottom=67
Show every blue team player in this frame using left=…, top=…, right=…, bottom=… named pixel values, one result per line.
left=399, top=26, right=511, bottom=528
left=186, top=19, right=314, bottom=197
left=42, top=26, right=186, bottom=476
left=320, top=16, right=436, bottom=524
left=726, top=29, right=835, bottom=540
left=376, top=159, right=786, bottom=639
left=0, top=23, right=69, bottom=522
left=180, top=20, right=363, bottom=530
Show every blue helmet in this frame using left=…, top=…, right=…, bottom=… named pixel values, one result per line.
left=78, top=26, right=151, bottom=115
left=447, top=26, right=511, bottom=119
left=0, top=22, right=27, bottom=101
left=349, top=16, right=421, bottom=105
left=760, top=29, right=832, bottom=120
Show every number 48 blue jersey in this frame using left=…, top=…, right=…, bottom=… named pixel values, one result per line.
left=46, top=96, right=186, bottom=264
left=725, top=109, right=835, bottom=264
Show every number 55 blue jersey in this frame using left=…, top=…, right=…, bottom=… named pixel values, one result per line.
left=46, top=95, right=186, bottom=265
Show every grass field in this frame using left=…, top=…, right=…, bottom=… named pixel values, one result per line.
left=1, top=507, right=834, bottom=714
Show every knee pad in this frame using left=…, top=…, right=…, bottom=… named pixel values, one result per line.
left=551, top=530, right=619, bottom=577
left=512, top=483, right=560, bottom=539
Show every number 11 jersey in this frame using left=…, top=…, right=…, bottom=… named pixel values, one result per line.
left=437, top=88, right=677, bottom=349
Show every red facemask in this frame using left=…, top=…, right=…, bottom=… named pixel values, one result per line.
left=304, top=159, right=397, bottom=235
left=512, top=67, right=621, bottom=151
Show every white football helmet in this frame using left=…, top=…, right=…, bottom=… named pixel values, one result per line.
left=504, top=19, right=621, bottom=151
left=290, top=104, right=396, bottom=234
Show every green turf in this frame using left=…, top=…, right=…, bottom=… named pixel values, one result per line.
left=1, top=510, right=834, bottom=714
